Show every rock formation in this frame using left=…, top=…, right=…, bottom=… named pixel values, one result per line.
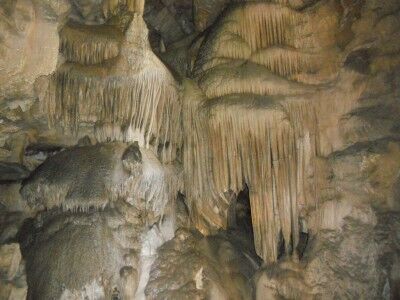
left=0, top=0, right=399, bottom=299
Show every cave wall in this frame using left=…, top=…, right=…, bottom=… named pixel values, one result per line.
left=0, top=0, right=399, bottom=299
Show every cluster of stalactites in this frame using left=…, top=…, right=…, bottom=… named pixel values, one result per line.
left=103, top=0, right=145, bottom=17
left=250, top=47, right=314, bottom=78
left=184, top=0, right=357, bottom=263
left=60, top=23, right=123, bottom=65
left=233, top=3, right=298, bottom=50
left=43, top=66, right=181, bottom=162
left=191, top=1, right=341, bottom=87
left=183, top=81, right=320, bottom=262
left=42, top=15, right=181, bottom=163
left=194, top=3, right=304, bottom=75
left=197, top=62, right=319, bottom=100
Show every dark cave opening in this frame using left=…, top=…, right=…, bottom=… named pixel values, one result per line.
left=226, top=185, right=263, bottom=265
left=296, top=219, right=309, bottom=260
left=227, top=184, right=254, bottom=239
left=277, top=230, right=286, bottom=260
left=226, top=186, right=311, bottom=261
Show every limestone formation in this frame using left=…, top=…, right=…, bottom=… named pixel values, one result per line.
left=182, top=0, right=400, bottom=270
left=19, top=143, right=180, bottom=299
left=0, top=0, right=399, bottom=299
left=0, top=243, right=27, bottom=300
left=0, top=0, right=70, bottom=99
left=43, top=13, right=181, bottom=163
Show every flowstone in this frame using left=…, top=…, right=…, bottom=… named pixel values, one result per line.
left=19, top=142, right=180, bottom=299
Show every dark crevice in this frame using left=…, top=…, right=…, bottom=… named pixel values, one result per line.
left=296, top=218, right=309, bottom=260
left=277, top=230, right=286, bottom=260
left=225, top=184, right=263, bottom=266
left=227, top=184, right=254, bottom=238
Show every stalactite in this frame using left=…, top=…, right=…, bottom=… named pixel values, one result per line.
left=185, top=0, right=360, bottom=263
left=183, top=72, right=365, bottom=263
left=234, top=3, right=298, bottom=50
left=43, top=15, right=181, bottom=163
left=60, top=23, right=123, bottom=65
left=198, top=62, right=320, bottom=99
left=206, top=104, right=304, bottom=262
left=44, top=65, right=180, bottom=162
left=192, top=2, right=341, bottom=87
left=183, top=79, right=326, bottom=262
left=194, top=3, right=302, bottom=76
left=250, top=46, right=314, bottom=78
